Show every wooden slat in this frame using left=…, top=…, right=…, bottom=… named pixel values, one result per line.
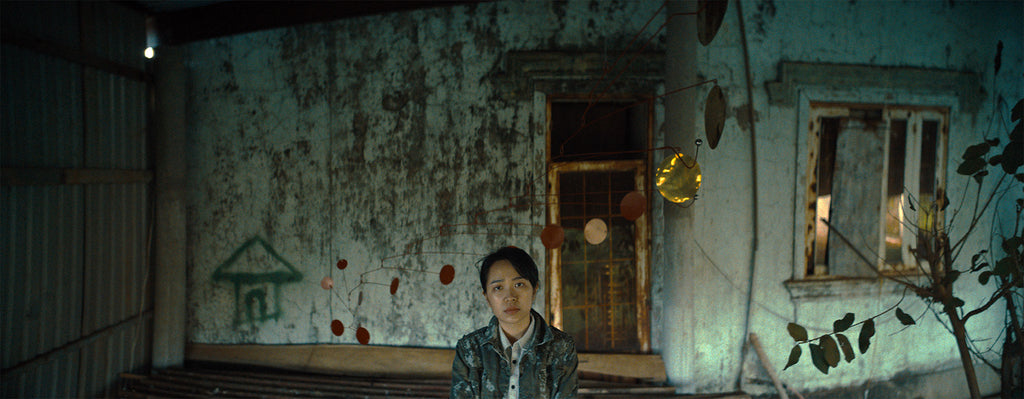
left=158, top=368, right=448, bottom=398
left=121, top=364, right=748, bottom=398
left=187, top=343, right=455, bottom=379
left=1, top=167, right=152, bottom=186
left=186, top=343, right=668, bottom=382
left=578, top=353, right=666, bottom=382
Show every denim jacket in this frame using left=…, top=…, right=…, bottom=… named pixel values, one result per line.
left=451, top=310, right=578, bottom=399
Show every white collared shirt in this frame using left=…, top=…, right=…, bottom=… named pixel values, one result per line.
left=499, top=315, right=536, bottom=399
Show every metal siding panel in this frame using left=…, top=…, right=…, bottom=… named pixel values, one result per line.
left=84, top=69, right=148, bottom=169
left=71, top=319, right=152, bottom=398
left=0, top=1, right=80, bottom=50
left=1, top=2, right=150, bottom=397
left=82, top=1, right=146, bottom=70
left=1, top=186, right=28, bottom=368
left=82, top=183, right=150, bottom=334
left=77, top=341, right=96, bottom=397
left=0, top=186, right=85, bottom=367
left=82, top=2, right=148, bottom=171
left=56, top=350, right=81, bottom=398
left=1, top=45, right=85, bottom=168
left=84, top=185, right=107, bottom=333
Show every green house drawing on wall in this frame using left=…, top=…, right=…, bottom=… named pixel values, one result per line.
left=212, top=237, right=303, bottom=326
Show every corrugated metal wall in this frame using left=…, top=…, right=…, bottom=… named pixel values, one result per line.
left=1, top=1, right=152, bottom=397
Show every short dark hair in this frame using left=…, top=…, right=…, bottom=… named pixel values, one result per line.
left=478, top=246, right=539, bottom=292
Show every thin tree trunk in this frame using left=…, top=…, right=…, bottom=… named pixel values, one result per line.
left=946, top=306, right=982, bottom=399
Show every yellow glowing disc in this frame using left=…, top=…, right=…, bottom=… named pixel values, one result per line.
left=655, top=153, right=701, bottom=204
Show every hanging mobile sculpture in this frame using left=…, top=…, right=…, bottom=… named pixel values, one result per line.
left=320, top=0, right=729, bottom=345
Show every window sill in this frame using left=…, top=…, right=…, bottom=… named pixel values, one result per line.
left=784, top=275, right=928, bottom=301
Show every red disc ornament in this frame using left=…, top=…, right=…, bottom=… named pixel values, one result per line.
left=540, top=224, right=565, bottom=249
left=337, top=259, right=348, bottom=270
left=440, top=264, right=455, bottom=285
left=620, top=191, right=647, bottom=221
left=330, top=320, right=344, bottom=336
left=356, top=327, right=371, bottom=345
left=390, top=278, right=400, bottom=295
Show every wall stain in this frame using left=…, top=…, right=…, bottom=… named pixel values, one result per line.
left=733, top=103, right=759, bottom=132
left=188, top=0, right=664, bottom=347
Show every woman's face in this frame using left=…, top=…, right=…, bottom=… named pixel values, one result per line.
left=484, top=260, right=536, bottom=332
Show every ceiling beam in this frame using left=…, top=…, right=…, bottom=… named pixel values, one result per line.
left=149, top=1, right=484, bottom=46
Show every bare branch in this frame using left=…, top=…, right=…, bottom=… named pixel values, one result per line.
left=963, top=281, right=1015, bottom=322
left=821, top=218, right=924, bottom=292
left=951, top=173, right=1009, bottom=259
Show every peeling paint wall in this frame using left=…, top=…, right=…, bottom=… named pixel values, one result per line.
left=183, top=0, right=1022, bottom=395
left=663, top=0, right=1022, bottom=396
left=184, top=0, right=666, bottom=348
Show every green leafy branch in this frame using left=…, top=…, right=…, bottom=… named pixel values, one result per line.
left=782, top=299, right=919, bottom=374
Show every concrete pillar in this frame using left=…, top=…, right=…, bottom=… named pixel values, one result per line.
left=151, top=45, right=187, bottom=369
left=662, top=0, right=699, bottom=392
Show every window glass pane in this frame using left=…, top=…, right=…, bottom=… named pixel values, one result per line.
left=586, top=305, right=607, bottom=350
left=584, top=172, right=610, bottom=217
left=560, top=173, right=584, bottom=219
left=550, top=102, right=643, bottom=161
left=610, top=172, right=636, bottom=195
left=561, top=226, right=586, bottom=263
left=827, top=115, right=884, bottom=277
left=885, top=119, right=908, bottom=266
left=562, top=262, right=587, bottom=307
left=562, top=307, right=587, bottom=347
left=610, top=303, right=638, bottom=350
left=918, top=120, right=940, bottom=244
left=557, top=169, right=640, bottom=352
left=813, top=118, right=840, bottom=270
left=610, top=218, right=635, bottom=260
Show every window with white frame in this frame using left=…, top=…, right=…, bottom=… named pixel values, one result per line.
left=805, top=104, right=948, bottom=278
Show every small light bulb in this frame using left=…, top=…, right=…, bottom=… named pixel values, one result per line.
left=144, top=47, right=154, bottom=59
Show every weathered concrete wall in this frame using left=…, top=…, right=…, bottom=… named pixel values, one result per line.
left=183, top=0, right=1022, bottom=395
left=184, top=0, right=666, bottom=348
left=663, top=0, right=1022, bottom=395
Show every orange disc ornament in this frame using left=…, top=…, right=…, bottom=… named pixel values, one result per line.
left=357, top=327, right=371, bottom=345
left=620, top=191, right=647, bottom=221
left=540, top=224, right=565, bottom=249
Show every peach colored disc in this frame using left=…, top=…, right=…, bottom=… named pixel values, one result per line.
left=584, top=218, right=608, bottom=245
left=440, top=264, right=455, bottom=285
left=320, top=276, right=334, bottom=290
left=337, top=259, right=348, bottom=270
left=390, top=278, right=400, bottom=295
left=357, top=327, right=370, bottom=345
left=620, top=191, right=647, bottom=221
left=540, top=224, right=565, bottom=249
left=330, top=320, right=344, bottom=336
